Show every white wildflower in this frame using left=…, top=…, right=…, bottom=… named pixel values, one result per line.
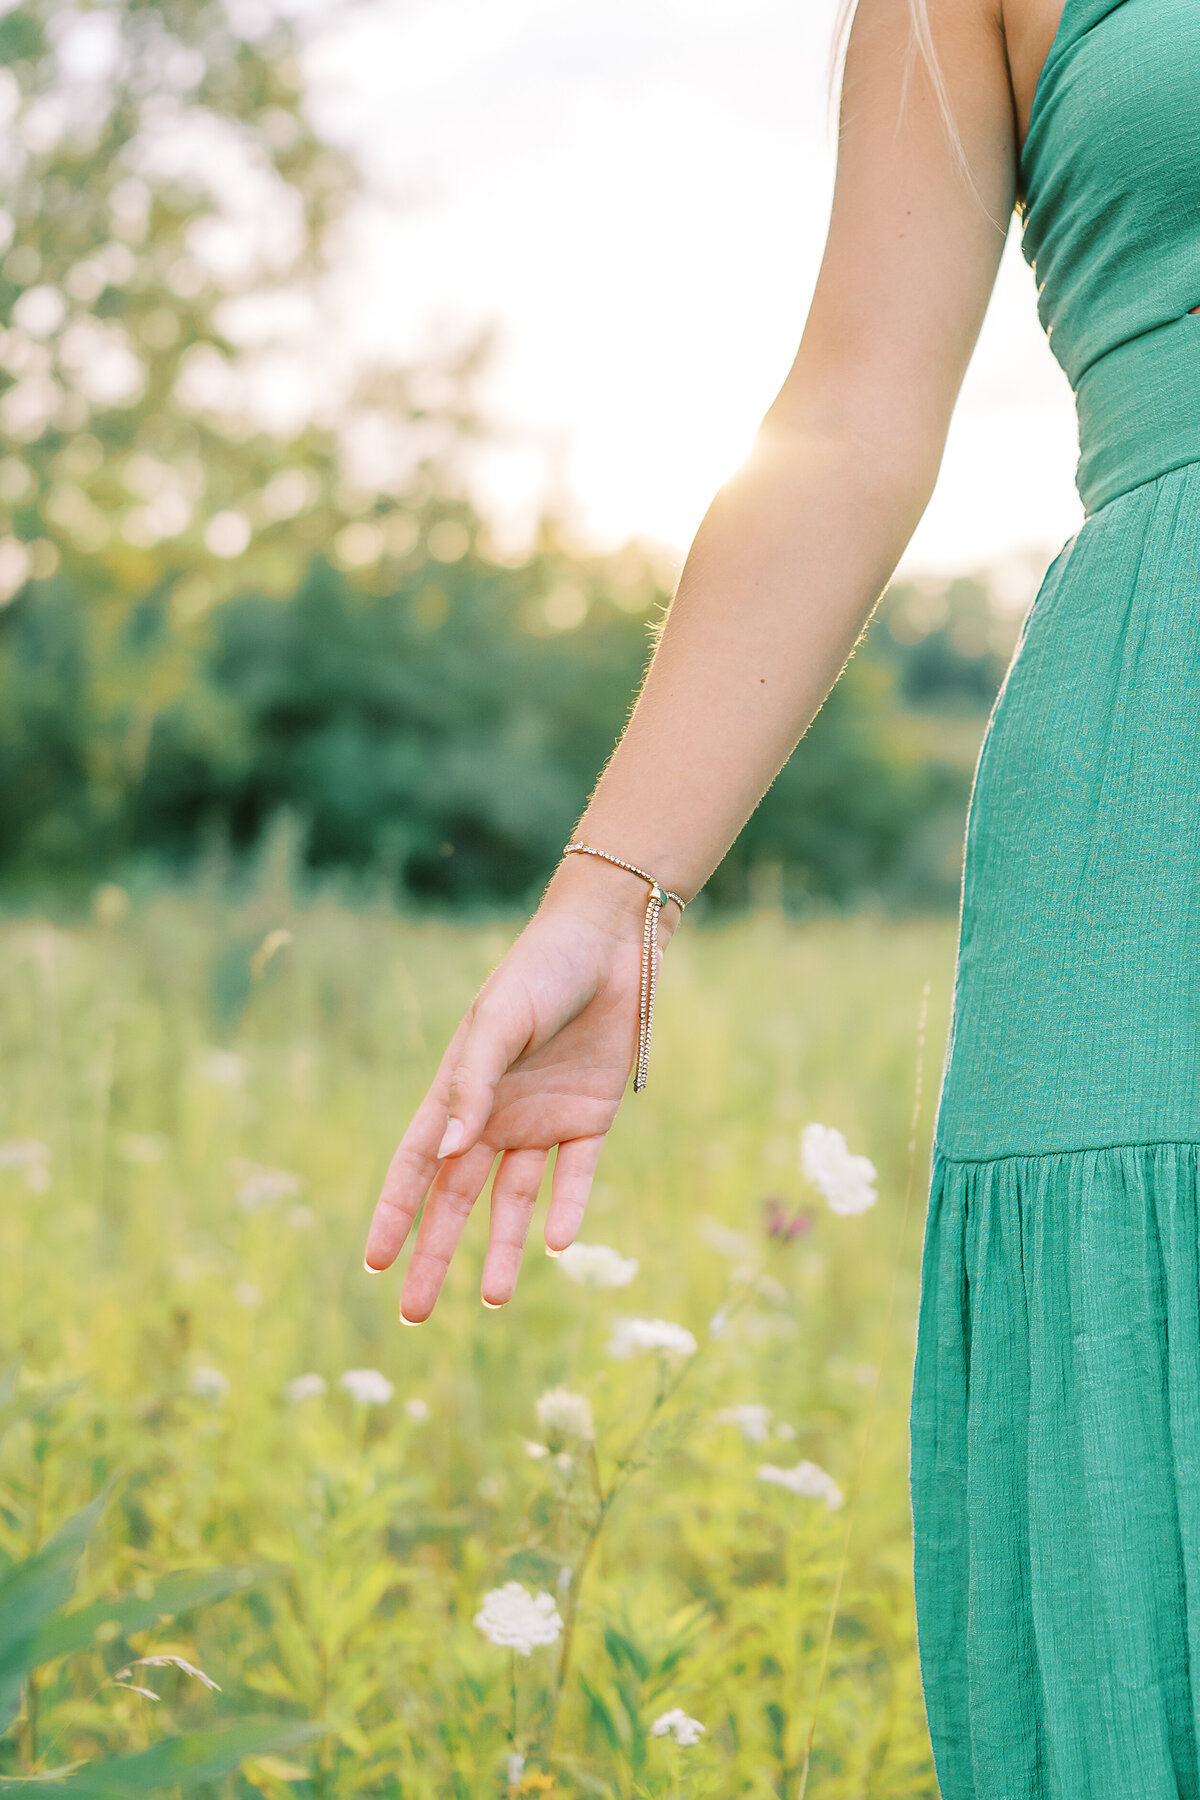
left=230, top=1157, right=302, bottom=1211
left=699, top=1217, right=755, bottom=1259
left=169, top=1254, right=207, bottom=1283
left=715, top=1403, right=773, bottom=1443
left=474, top=1581, right=563, bottom=1655
left=757, top=1459, right=844, bottom=1509
left=287, top=1204, right=315, bottom=1229
left=189, top=1366, right=229, bottom=1400
left=523, top=1438, right=549, bottom=1460
left=553, top=1451, right=573, bottom=1474
left=775, top=1421, right=797, bottom=1441
left=557, top=1242, right=638, bottom=1289
left=708, top=1306, right=728, bottom=1339
left=405, top=1396, right=430, bottom=1421
left=800, top=1122, right=877, bottom=1216
left=233, top=1281, right=262, bottom=1310
left=0, top=1139, right=50, bottom=1191
left=284, top=1373, right=327, bottom=1403
left=118, top=1132, right=168, bottom=1165
left=339, top=1368, right=393, bottom=1406
left=607, top=1317, right=697, bottom=1359
left=507, top=1752, right=525, bottom=1789
left=0, top=1139, right=48, bottom=1169
left=199, top=1049, right=245, bottom=1088
left=535, top=1387, right=594, bottom=1441
left=650, top=1706, right=706, bottom=1747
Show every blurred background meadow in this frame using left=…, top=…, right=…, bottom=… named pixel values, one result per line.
left=0, top=0, right=1081, bottom=1793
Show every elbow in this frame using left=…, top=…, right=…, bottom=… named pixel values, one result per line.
left=736, top=394, right=945, bottom=527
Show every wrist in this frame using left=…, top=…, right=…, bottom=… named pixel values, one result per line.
left=541, top=851, right=683, bottom=945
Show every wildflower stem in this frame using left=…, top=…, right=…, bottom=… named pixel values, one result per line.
left=794, top=980, right=929, bottom=1800
left=586, top=1437, right=606, bottom=1507
left=511, top=1648, right=519, bottom=1749
left=546, top=1283, right=753, bottom=1763
left=21, top=1672, right=39, bottom=1770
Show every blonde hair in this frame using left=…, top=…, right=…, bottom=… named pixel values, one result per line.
left=827, top=0, right=985, bottom=210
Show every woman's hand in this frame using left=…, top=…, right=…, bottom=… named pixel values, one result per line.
left=363, top=860, right=677, bottom=1322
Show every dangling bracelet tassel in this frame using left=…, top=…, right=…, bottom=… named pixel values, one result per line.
left=562, top=840, right=688, bottom=1092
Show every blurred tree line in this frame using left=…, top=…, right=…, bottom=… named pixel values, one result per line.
left=0, top=0, right=1029, bottom=916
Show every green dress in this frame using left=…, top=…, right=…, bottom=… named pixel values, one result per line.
left=908, top=1, right=1200, bottom=1792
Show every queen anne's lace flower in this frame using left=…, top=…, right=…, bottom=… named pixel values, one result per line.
left=199, top=1049, right=245, bottom=1088
left=535, top=1386, right=594, bottom=1441
left=650, top=1706, right=706, bottom=1746
left=699, top=1217, right=755, bottom=1259
left=339, top=1368, right=393, bottom=1406
left=118, top=1133, right=168, bottom=1165
left=285, top=1373, right=327, bottom=1402
left=0, top=1139, right=51, bottom=1191
left=800, top=1123, right=877, bottom=1216
left=189, top=1365, right=229, bottom=1400
left=715, top=1402, right=772, bottom=1443
left=405, top=1396, right=430, bottom=1421
left=607, top=1317, right=697, bottom=1359
left=474, top=1581, right=563, bottom=1654
left=230, top=1157, right=303, bottom=1212
left=757, top=1459, right=845, bottom=1509
left=557, top=1242, right=639, bottom=1288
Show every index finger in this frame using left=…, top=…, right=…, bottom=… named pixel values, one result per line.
left=363, top=1018, right=471, bottom=1272
left=364, top=1085, right=450, bottom=1272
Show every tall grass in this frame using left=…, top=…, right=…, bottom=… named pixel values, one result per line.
left=0, top=880, right=955, bottom=1798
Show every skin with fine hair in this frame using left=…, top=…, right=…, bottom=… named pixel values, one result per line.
left=362, top=0, right=1069, bottom=1323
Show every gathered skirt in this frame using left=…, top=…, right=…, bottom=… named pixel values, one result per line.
left=909, top=460, right=1200, bottom=1798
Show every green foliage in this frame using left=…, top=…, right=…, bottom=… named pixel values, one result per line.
left=0, top=889, right=951, bottom=1794
left=0, top=547, right=1012, bottom=910
left=0, top=1383, right=319, bottom=1791
left=0, top=0, right=1023, bottom=914
left=0, top=0, right=363, bottom=607
left=0, top=1717, right=323, bottom=1795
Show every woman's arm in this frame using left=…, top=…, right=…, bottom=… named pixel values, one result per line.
left=364, top=0, right=1017, bottom=1320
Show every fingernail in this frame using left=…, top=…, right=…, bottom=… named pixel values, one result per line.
left=545, top=1243, right=565, bottom=1259
left=481, top=1295, right=503, bottom=1310
left=437, top=1118, right=465, bottom=1159
left=364, top=1256, right=385, bottom=1275
left=399, top=1307, right=423, bottom=1327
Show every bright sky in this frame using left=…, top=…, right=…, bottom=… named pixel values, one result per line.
left=310, top=0, right=1084, bottom=594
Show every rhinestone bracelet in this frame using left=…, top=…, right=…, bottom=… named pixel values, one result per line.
left=561, top=840, right=688, bottom=1092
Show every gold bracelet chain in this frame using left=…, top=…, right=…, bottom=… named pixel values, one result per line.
left=562, top=840, right=688, bottom=1092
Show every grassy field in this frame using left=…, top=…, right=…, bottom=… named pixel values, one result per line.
left=0, top=880, right=958, bottom=1799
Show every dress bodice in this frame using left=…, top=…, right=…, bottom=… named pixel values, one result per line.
left=1018, top=0, right=1200, bottom=513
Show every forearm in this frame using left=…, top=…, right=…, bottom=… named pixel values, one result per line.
left=548, top=409, right=940, bottom=915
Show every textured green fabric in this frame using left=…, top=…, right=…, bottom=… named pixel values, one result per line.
left=908, top=1, right=1200, bottom=1792
left=1018, top=0, right=1200, bottom=516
